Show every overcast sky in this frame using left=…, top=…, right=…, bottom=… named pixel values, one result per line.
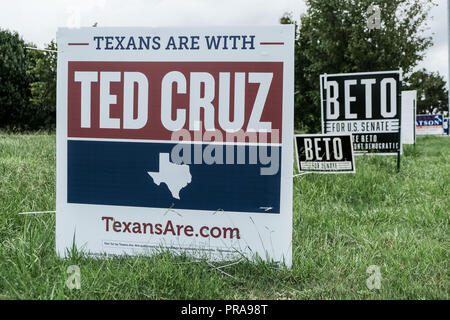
left=0, top=0, right=448, bottom=81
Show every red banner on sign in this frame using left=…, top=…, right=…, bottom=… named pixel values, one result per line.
left=67, top=61, right=283, bottom=143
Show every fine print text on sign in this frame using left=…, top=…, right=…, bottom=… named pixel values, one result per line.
left=321, top=71, right=402, bottom=155
left=56, top=26, right=294, bottom=266
left=416, top=114, right=444, bottom=135
left=294, top=134, right=355, bottom=174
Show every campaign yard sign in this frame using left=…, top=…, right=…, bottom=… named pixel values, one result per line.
left=444, top=118, right=449, bottom=135
left=401, top=90, right=417, bottom=145
left=416, top=114, right=444, bottom=135
left=294, top=134, right=355, bottom=174
left=320, top=71, right=402, bottom=155
left=56, top=26, right=294, bottom=266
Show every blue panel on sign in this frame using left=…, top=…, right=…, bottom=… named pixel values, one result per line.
left=67, top=140, right=281, bottom=214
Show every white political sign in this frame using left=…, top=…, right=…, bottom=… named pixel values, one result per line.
left=56, top=26, right=294, bottom=266
left=401, top=90, right=417, bottom=145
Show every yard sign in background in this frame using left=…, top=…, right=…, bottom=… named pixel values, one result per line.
left=295, top=134, right=355, bottom=174
left=321, top=71, right=402, bottom=155
left=416, top=114, right=444, bottom=135
left=56, top=26, right=294, bottom=265
left=401, top=90, right=417, bottom=145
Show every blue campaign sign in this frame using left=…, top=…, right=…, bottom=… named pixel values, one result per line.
left=444, top=118, right=449, bottom=135
left=416, top=114, right=444, bottom=135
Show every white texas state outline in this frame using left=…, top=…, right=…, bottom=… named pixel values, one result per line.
left=147, top=153, right=192, bottom=199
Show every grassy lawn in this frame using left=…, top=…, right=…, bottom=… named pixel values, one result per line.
left=0, top=132, right=448, bottom=299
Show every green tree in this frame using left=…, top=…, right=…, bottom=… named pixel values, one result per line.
left=27, top=40, right=57, bottom=129
left=281, top=0, right=435, bottom=132
left=0, top=29, right=32, bottom=130
left=405, top=69, right=448, bottom=114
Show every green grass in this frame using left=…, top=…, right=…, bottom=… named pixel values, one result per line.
left=0, top=132, right=448, bottom=299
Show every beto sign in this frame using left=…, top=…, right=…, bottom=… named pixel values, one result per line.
left=56, top=26, right=294, bottom=266
left=321, top=71, right=402, bottom=155
left=295, top=134, right=355, bottom=173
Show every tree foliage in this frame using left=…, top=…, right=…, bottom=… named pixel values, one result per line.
left=405, top=69, right=448, bottom=114
left=0, top=29, right=57, bottom=131
left=0, top=29, right=32, bottom=130
left=282, top=0, right=435, bottom=132
left=27, top=40, right=57, bottom=129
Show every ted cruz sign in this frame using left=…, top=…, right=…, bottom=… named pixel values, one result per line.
left=321, top=71, right=402, bottom=155
left=295, top=134, right=355, bottom=174
left=56, top=26, right=294, bottom=266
